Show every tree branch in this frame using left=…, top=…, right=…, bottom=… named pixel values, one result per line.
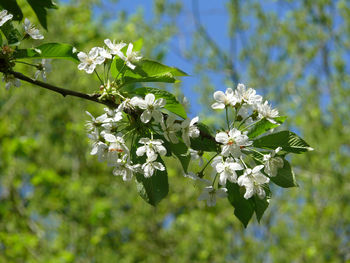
left=4, top=70, right=118, bottom=108
left=2, top=69, right=217, bottom=144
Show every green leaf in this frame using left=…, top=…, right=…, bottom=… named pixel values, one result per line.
left=110, top=56, right=124, bottom=78
left=111, top=58, right=188, bottom=84
left=135, top=59, right=188, bottom=77
left=131, top=144, right=168, bottom=206
left=253, top=130, right=313, bottom=154
left=169, top=140, right=190, bottom=173
left=133, top=87, right=187, bottom=119
left=248, top=116, right=287, bottom=138
left=254, top=186, right=271, bottom=222
left=270, top=159, right=297, bottom=188
left=1, top=21, right=21, bottom=45
left=0, top=1, right=23, bottom=21
left=190, top=123, right=218, bottom=152
left=26, top=0, right=58, bottom=30
left=134, top=157, right=169, bottom=206
left=226, top=181, right=255, bottom=228
left=124, top=73, right=179, bottom=84
left=14, top=43, right=79, bottom=62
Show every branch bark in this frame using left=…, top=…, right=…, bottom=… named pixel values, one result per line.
left=4, top=70, right=118, bottom=108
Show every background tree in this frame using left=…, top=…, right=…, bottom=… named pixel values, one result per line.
left=0, top=0, right=348, bottom=262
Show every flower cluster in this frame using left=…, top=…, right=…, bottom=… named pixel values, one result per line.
left=189, top=84, right=284, bottom=206
left=77, top=39, right=142, bottom=74
left=1, top=9, right=46, bottom=89
left=86, top=80, right=285, bottom=208
left=212, top=83, right=279, bottom=124
left=86, top=91, right=201, bottom=181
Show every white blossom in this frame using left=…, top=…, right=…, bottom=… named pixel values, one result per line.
left=183, top=172, right=211, bottom=184
left=160, top=115, right=181, bottom=144
left=91, top=141, right=108, bottom=162
left=189, top=149, right=204, bottom=166
left=235, top=83, right=262, bottom=106
left=211, top=88, right=238, bottom=109
left=24, top=18, right=44, bottom=40
left=118, top=98, right=133, bottom=112
left=97, top=47, right=112, bottom=59
left=136, top=137, right=167, bottom=159
left=85, top=111, right=108, bottom=132
left=104, top=39, right=126, bottom=55
left=34, top=59, right=51, bottom=81
left=112, top=155, right=140, bottom=181
left=142, top=154, right=165, bottom=178
left=0, top=10, right=13, bottom=27
left=215, top=128, right=252, bottom=157
left=77, top=47, right=105, bottom=74
left=198, top=186, right=227, bottom=207
left=263, top=147, right=284, bottom=177
left=105, top=133, right=129, bottom=154
left=238, top=165, right=270, bottom=199
left=116, top=43, right=142, bottom=70
left=100, top=107, right=123, bottom=131
left=181, top=116, right=200, bottom=147
left=104, top=133, right=129, bottom=166
left=257, top=100, right=279, bottom=124
left=211, top=156, right=243, bottom=185
left=133, top=93, right=166, bottom=123
left=2, top=74, right=20, bottom=90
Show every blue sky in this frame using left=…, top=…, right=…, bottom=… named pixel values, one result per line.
left=94, top=0, right=234, bottom=116
left=89, top=0, right=335, bottom=120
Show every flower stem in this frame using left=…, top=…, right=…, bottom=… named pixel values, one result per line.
left=94, top=70, right=103, bottom=84
left=249, top=147, right=265, bottom=156
left=198, top=153, right=219, bottom=178
left=238, top=115, right=251, bottom=129
left=115, top=63, right=126, bottom=81
left=212, top=173, right=219, bottom=187
left=15, top=61, right=38, bottom=67
left=225, top=106, right=230, bottom=130
left=241, top=120, right=258, bottom=132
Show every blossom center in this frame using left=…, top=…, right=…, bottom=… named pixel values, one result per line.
left=227, top=138, right=235, bottom=145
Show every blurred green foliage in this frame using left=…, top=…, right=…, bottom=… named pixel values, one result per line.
left=0, top=0, right=349, bottom=262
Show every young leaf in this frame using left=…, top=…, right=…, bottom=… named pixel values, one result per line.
left=253, top=130, right=313, bottom=154
left=226, top=181, right=255, bottom=228
left=270, top=159, right=298, bottom=188
left=26, top=0, right=58, bottom=30
left=248, top=116, right=287, bottom=138
left=133, top=87, right=187, bottom=119
left=14, top=43, right=79, bottom=62
left=190, top=123, right=218, bottom=152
